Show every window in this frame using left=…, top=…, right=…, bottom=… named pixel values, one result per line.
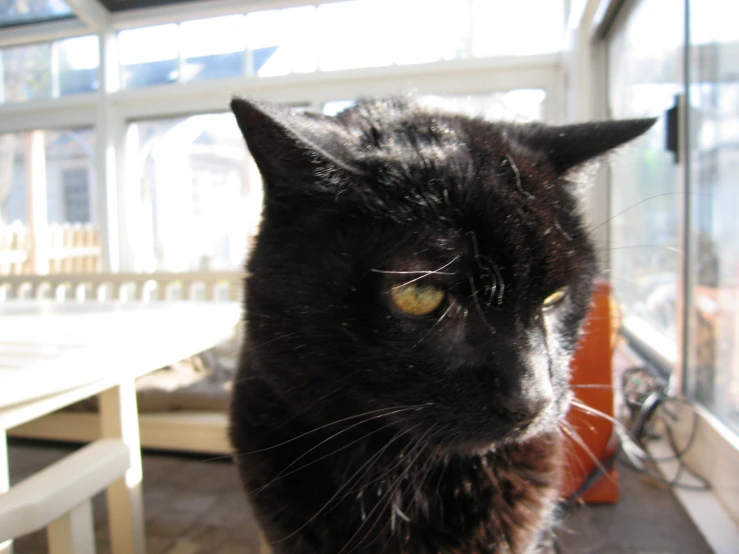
left=315, top=0, right=563, bottom=71
left=180, top=15, right=246, bottom=83
left=61, top=168, right=91, bottom=223
left=470, top=0, right=564, bottom=57
left=687, top=0, right=739, bottom=433
left=0, top=35, right=99, bottom=102
left=119, top=24, right=179, bottom=88
left=323, top=91, right=547, bottom=122
left=418, top=90, right=547, bottom=122
left=316, top=1, right=400, bottom=71
left=58, top=35, right=100, bottom=95
left=116, top=0, right=564, bottom=88
left=244, top=6, right=318, bottom=77
left=0, top=128, right=96, bottom=274
left=125, top=114, right=260, bottom=272
left=607, top=0, right=739, bottom=437
left=0, top=0, right=73, bottom=28
left=607, top=0, right=684, bottom=365
left=2, top=42, right=53, bottom=102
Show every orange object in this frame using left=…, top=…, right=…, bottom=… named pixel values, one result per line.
left=559, top=279, right=619, bottom=504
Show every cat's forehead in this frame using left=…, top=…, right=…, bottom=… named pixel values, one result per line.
left=341, top=99, right=485, bottom=150
left=338, top=104, right=559, bottom=231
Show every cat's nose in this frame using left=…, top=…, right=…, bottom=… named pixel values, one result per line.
left=502, top=395, right=550, bottom=426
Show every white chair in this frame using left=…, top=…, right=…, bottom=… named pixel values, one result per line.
left=0, top=439, right=130, bottom=554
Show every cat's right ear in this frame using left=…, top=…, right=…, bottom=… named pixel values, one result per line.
left=230, top=98, right=361, bottom=193
left=523, top=118, right=657, bottom=174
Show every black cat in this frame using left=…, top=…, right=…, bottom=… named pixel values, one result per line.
left=229, top=97, right=654, bottom=553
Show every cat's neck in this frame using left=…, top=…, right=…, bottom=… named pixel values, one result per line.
left=231, top=373, right=561, bottom=554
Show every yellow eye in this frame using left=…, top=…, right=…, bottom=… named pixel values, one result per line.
left=542, top=287, right=568, bottom=309
left=390, top=283, right=446, bottom=317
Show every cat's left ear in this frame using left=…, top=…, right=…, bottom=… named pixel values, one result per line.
left=526, top=118, right=657, bottom=174
left=230, top=97, right=362, bottom=191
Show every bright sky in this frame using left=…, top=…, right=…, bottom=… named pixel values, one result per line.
left=113, top=0, right=565, bottom=72
left=47, top=0, right=739, bottom=74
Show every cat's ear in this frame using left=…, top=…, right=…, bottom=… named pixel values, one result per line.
left=230, top=97, right=361, bottom=189
left=526, top=118, right=657, bottom=174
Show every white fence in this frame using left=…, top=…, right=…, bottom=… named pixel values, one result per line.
left=0, top=222, right=102, bottom=275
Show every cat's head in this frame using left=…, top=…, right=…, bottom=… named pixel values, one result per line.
left=232, top=97, right=654, bottom=452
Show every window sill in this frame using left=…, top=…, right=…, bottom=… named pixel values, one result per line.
left=647, top=416, right=739, bottom=554
left=615, top=343, right=739, bottom=551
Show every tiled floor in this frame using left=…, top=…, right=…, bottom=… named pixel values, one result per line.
left=8, top=440, right=712, bottom=554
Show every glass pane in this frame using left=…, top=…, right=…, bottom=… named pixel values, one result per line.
left=125, top=114, right=260, bottom=272
left=322, top=100, right=356, bottom=116
left=607, top=0, right=684, bottom=364
left=119, top=24, right=178, bottom=88
left=112, top=0, right=564, bottom=86
left=58, top=35, right=99, bottom=95
left=393, top=0, right=471, bottom=65
left=323, top=91, right=545, bottom=121
left=2, top=42, right=52, bottom=102
left=0, top=0, right=73, bottom=27
left=244, top=6, right=318, bottom=77
left=419, top=90, right=547, bottom=121
left=180, top=15, right=246, bottom=83
left=687, top=0, right=739, bottom=433
left=314, top=0, right=563, bottom=71
left=316, top=0, right=396, bottom=71
left=471, top=0, right=565, bottom=57
left=0, top=128, right=98, bottom=275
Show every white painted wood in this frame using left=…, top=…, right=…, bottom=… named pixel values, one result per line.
left=0, top=18, right=89, bottom=48
left=0, top=94, right=96, bottom=136
left=669, top=403, right=739, bottom=528
left=0, top=439, right=128, bottom=542
left=0, top=430, right=11, bottom=554
left=562, top=0, right=612, bottom=265
left=25, top=131, right=49, bottom=275
left=1, top=377, right=141, bottom=432
left=10, top=411, right=232, bottom=455
left=0, top=271, right=243, bottom=300
left=0, top=301, right=239, bottom=552
left=258, top=530, right=271, bottom=554
left=648, top=432, right=739, bottom=554
left=99, top=382, right=146, bottom=554
left=47, top=499, right=96, bottom=554
left=97, top=22, right=121, bottom=273
left=110, top=54, right=561, bottom=121
left=0, top=301, right=241, bottom=410
left=65, top=0, right=111, bottom=30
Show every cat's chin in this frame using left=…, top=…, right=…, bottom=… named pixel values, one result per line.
left=438, top=420, right=560, bottom=456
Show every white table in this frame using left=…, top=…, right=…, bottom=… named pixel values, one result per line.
left=0, top=301, right=242, bottom=554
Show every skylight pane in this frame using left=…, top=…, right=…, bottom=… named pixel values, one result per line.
left=58, top=35, right=100, bottom=95
left=244, top=6, right=318, bottom=77
left=119, top=24, right=179, bottom=88
left=2, top=43, right=53, bottom=102
left=180, top=15, right=246, bottom=83
left=0, top=0, right=74, bottom=28
left=472, top=0, right=564, bottom=57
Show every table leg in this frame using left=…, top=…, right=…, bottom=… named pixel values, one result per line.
left=47, top=499, right=96, bottom=554
left=258, top=530, right=271, bottom=554
left=0, top=430, right=12, bottom=554
left=99, top=380, right=146, bottom=554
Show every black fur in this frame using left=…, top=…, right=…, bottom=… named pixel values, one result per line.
left=229, top=97, right=655, bottom=554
